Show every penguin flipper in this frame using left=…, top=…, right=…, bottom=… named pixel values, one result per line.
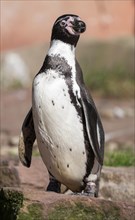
left=75, top=60, right=104, bottom=165
left=79, top=87, right=104, bottom=166
left=18, top=108, right=36, bottom=167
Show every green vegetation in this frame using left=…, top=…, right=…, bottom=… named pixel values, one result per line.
left=104, top=149, right=135, bottom=167
left=18, top=203, right=45, bottom=220
left=78, top=37, right=134, bottom=98
left=48, top=202, right=121, bottom=220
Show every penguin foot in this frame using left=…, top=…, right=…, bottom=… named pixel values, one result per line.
left=83, top=182, right=98, bottom=197
left=46, top=179, right=61, bottom=193
left=71, top=192, right=95, bottom=197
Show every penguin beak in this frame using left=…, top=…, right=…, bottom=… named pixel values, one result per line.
left=72, top=20, right=86, bottom=34
left=65, top=17, right=86, bottom=36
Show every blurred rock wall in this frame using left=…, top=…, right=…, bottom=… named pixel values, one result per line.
left=1, top=0, right=134, bottom=51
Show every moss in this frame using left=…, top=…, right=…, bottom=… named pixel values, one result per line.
left=0, top=188, right=23, bottom=220
left=18, top=203, right=45, bottom=220
left=48, top=202, right=122, bottom=220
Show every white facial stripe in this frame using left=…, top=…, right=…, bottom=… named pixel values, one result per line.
left=54, top=16, right=70, bottom=25
left=66, top=17, right=74, bottom=26
left=54, top=16, right=80, bottom=26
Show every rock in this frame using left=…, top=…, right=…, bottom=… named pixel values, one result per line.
left=19, top=189, right=135, bottom=220
left=0, top=187, right=23, bottom=220
left=1, top=52, right=30, bottom=89
left=1, top=187, right=134, bottom=220
left=0, top=160, right=20, bottom=187
left=113, top=107, right=125, bottom=118
left=1, top=146, right=19, bottom=158
left=101, top=106, right=134, bottom=120
left=18, top=158, right=134, bottom=204
left=100, top=167, right=135, bottom=203
left=8, top=136, right=19, bottom=146
left=125, top=108, right=134, bottom=117
left=18, top=157, right=49, bottom=190
left=106, top=142, right=119, bottom=151
left=1, top=151, right=135, bottom=219
left=0, top=131, right=10, bottom=146
left=100, top=108, right=114, bottom=119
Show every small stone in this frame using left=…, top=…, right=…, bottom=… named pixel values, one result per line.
left=113, top=107, right=125, bottom=118
left=0, top=160, right=9, bottom=166
left=0, top=165, right=20, bottom=187
left=125, top=108, right=134, bottom=117
left=8, top=136, right=19, bottom=147
left=1, top=52, right=30, bottom=89
left=107, top=142, right=119, bottom=152
left=100, top=109, right=114, bottom=119
left=0, top=131, right=9, bottom=146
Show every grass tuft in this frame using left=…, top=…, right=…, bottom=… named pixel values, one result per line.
left=104, top=149, right=135, bottom=167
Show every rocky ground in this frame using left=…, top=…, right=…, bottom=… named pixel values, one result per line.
left=0, top=157, right=135, bottom=219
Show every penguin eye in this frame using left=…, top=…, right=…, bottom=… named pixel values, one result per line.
left=60, top=20, right=66, bottom=27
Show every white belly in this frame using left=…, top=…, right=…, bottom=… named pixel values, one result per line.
left=32, top=70, right=87, bottom=191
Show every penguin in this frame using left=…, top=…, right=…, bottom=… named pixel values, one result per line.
left=18, top=14, right=104, bottom=197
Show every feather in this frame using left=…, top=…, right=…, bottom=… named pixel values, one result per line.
left=76, top=60, right=104, bottom=165
left=18, top=108, right=36, bottom=167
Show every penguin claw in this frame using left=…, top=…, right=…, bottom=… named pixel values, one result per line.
left=71, top=191, right=95, bottom=197
left=82, top=192, right=95, bottom=197
left=84, top=182, right=98, bottom=197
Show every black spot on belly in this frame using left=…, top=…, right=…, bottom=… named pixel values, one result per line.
left=69, top=148, right=72, bottom=151
left=67, top=164, right=69, bottom=168
left=39, top=105, right=41, bottom=109
left=62, top=106, right=64, bottom=109
left=52, top=100, right=54, bottom=105
left=35, top=81, right=40, bottom=86
left=37, top=55, right=82, bottom=120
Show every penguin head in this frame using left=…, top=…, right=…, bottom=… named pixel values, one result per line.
left=51, top=14, right=86, bottom=46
